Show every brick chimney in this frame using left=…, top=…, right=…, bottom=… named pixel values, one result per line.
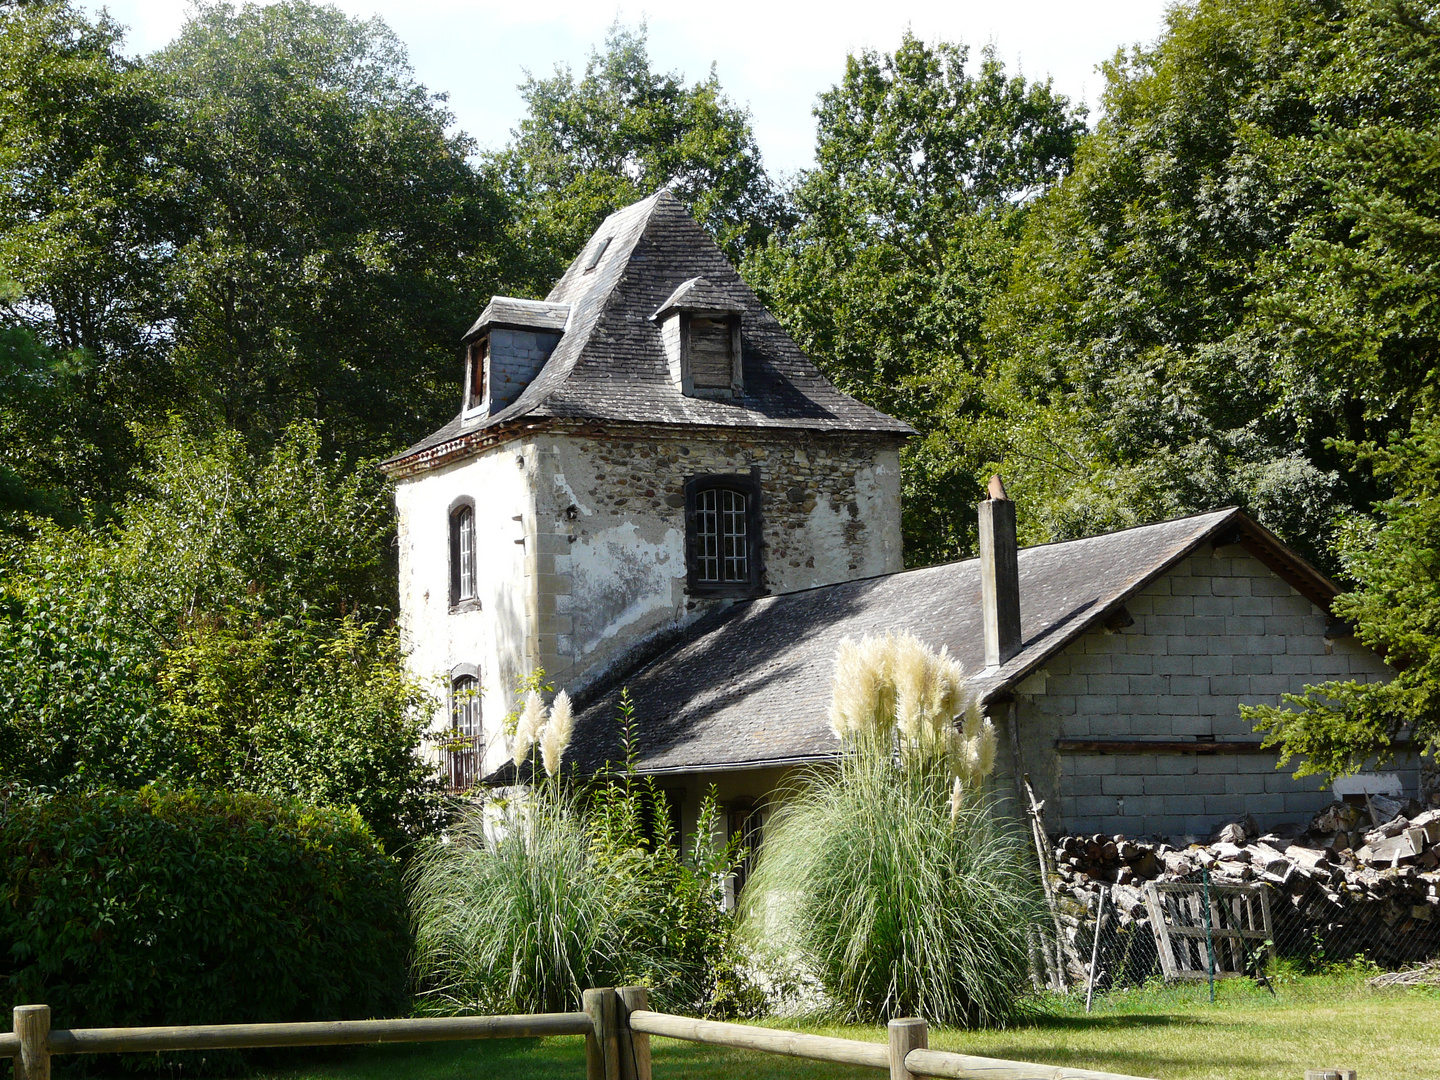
left=978, top=475, right=1021, bottom=667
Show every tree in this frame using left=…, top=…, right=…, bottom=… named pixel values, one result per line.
left=0, top=422, right=442, bottom=852
left=498, top=23, right=784, bottom=290
left=983, top=0, right=1440, bottom=566
left=743, top=35, right=1085, bottom=564
left=153, top=0, right=515, bottom=458
left=1244, top=412, right=1440, bottom=780
left=0, top=1, right=177, bottom=513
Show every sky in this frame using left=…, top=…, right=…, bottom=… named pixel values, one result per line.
left=87, top=0, right=1173, bottom=175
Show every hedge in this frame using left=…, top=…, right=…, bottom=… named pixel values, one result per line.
left=0, top=787, right=408, bottom=1030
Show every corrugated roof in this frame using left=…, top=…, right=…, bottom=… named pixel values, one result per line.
left=552, top=508, right=1339, bottom=776
left=383, top=190, right=912, bottom=473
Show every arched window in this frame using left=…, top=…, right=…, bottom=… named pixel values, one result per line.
left=684, top=474, right=763, bottom=597
left=447, top=673, right=482, bottom=791
left=450, top=502, right=476, bottom=607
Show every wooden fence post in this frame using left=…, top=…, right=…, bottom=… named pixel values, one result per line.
left=582, top=988, right=619, bottom=1080
left=14, top=1005, right=50, bottom=1080
left=615, top=987, right=651, bottom=1080
left=887, top=1017, right=926, bottom=1080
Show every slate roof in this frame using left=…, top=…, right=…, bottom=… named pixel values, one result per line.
left=652, top=276, right=744, bottom=318
left=465, top=297, right=571, bottom=337
left=559, top=507, right=1341, bottom=776
left=383, top=190, right=912, bottom=474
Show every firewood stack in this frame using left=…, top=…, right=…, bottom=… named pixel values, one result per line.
left=1047, top=803, right=1440, bottom=974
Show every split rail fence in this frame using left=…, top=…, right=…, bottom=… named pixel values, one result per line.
left=4, top=989, right=1159, bottom=1080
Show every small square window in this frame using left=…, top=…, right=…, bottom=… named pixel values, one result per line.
left=684, top=474, right=763, bottom=597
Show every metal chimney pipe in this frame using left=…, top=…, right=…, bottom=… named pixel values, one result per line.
left=978, top=476, right=1021, bottom=667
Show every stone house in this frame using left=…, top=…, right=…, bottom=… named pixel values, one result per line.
left=380, top=189, right=911, bottom=789
left=382, top=189, right=1408, bottom=846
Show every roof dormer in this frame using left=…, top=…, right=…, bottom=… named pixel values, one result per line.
left=651, top=277, right=745, bottom=400
left=460, top=297, right=570, bottom=418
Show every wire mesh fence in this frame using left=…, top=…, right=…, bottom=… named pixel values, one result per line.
left=1040, top=804, right=1440, bottom=998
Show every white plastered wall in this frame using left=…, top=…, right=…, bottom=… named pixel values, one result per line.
left=394, top=440, right=540, bottom=777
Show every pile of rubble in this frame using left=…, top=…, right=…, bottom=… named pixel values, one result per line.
left=1048, top=801, right=1440, bottom=977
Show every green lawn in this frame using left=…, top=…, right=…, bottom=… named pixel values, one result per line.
left=251, top=974, right=1437, bottom=1080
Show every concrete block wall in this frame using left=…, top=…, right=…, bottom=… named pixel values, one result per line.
left=1013, top=545, right=1406, bottom=840
left=487, top=328, right=562, bottom=412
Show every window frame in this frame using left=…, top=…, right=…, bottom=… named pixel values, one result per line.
left=683, top=472, right=764, bottom=598
left=449, top=498, right=479, bottom=611
left=462, top=335, right=489, bottom=415
left=446, top=665, right=482, bottom=792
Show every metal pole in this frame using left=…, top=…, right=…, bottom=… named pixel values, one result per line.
left=1201, top=869, right=1216, bottom=1003
left=1086, top=886, right=1108, bottom=1014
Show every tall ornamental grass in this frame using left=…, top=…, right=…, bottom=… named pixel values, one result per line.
left=740, top=632, right=1042, bottom=1027
left=408, top=780, right=638, bottom=1014
left=409, top=687, right=751, bottom=1016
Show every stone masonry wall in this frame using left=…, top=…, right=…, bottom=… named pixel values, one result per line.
left=529, top=424, right=904, bottom=693
left=1008, top=545, right=1404, bottom=840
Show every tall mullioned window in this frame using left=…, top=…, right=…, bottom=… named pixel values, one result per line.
left=447, top=673, right=482, bottom=791
left=450, top=503, right=476, bottom=606
left=694, top=487, right=749, bottom=583
left=685, top=474, right=763, bottom=597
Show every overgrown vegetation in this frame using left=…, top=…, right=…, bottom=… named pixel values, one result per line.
left=0, top=788, right=409, bottom=1029
left=741, top=634, right=1042, bottom=1027
left=410, top=690, right=755, bottom=1017
left=1245, top=411, right=1440, bottom=776
left=0, top=422, right=442, bottom=853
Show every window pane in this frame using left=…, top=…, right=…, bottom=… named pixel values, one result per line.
left=696, top=488, right=720, bottom=582
left=449, top=675, right=481, bottom=791
left=458, top=507, right=476, bottom=599
left=695, top=486, right=748, bottom=585
left=721, top=489, right=747, bottom=582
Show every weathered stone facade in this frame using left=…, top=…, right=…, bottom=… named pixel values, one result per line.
left=393, top=421, right=904, bottom=779
left=1005, top=546, right=1403, bottom=839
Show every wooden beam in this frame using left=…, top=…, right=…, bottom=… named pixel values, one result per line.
left=45, top=1014, right=591, bottom=1055
left=626, top=1011, right=888, bottom=1069
left=1056, top=739, right=1275, bottom=755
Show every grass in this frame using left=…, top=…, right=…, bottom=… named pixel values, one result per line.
left=235, top=973, right=1438, bottom=1080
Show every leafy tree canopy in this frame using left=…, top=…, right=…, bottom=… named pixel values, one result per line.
left=498, top=23, right=785, bottom=290
left=744, top=34, right=1085, bottom=563
left=0, top=1, right=176, bottom=514
left=153, top=0, right=514, bottom=458
left=1244, top=411, right=1440, bottom=778
left=0, top=422, right=441, bottom=851
left=983, top=0, right=1440, bottom=566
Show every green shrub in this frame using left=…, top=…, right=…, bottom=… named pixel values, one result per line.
left=740, top=749, right=1041, bottom=1027
left=0, top=788, right=409, bottom=1028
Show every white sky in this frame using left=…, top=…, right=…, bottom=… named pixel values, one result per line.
left=87, top=0, right=1173, bottom=175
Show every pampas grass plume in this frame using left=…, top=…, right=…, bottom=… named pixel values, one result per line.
left=540, top=690, right=575, bottom=776
left=512, top=689, right=545, bottom=768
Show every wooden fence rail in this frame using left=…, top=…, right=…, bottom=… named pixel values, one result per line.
left=6, top=991, right=1166, bottom=1080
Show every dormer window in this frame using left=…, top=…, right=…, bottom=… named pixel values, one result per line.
left=689, top=316, right=738, bottom=390
left=464, top=337, right=488, bottom=414
left=651, top=277, right=745, bottom=400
